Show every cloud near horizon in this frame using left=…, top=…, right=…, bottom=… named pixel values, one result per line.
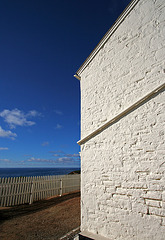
left=0, top=126, right=17, bottom=140
left=27, top=157, right=54, bottom=164
left=55, top=124, right=62, bottom=129
left=54, top=110, right=63, bottom=116
left=27, top=157, right=56, bottom=164
left=56, top=157, right=75, bottom=163
left=0, top=158, right=10, bottom=163
left=27, top=156, right=79, bottom=164
left=65, top=154, right=80, bottom=157
left=0, top=147, right=9, bottom=150
left=42, top=141, right=49, bottom=146
left=0, top=108, right=41, bottom=129
left=49, top=150, right=65, bottom=154
left=50, top=151, right=80, bottom=161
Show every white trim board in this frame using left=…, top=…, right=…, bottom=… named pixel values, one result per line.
left=78, top=83, right=165, bottom=145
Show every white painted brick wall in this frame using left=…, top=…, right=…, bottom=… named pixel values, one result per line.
left=79, top=0, right=165, bottom=239
left=80, top=0, right=165, bottom=139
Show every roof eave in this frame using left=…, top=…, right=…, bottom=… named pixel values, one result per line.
left=74, top=0, right=140, bottom=79
left=74, top=74, right=81, bottom=81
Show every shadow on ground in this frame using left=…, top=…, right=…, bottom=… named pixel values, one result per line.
left=0, top=191, right=80, bottom=223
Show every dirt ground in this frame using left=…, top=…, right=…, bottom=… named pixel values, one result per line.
left=0, top=191, right=80, bottom=240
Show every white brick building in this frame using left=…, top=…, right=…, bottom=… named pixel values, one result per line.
left=75, top=0, right=165, bottom=239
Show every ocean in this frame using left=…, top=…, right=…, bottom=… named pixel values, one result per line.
left=0, top=168, right=80, bottom=178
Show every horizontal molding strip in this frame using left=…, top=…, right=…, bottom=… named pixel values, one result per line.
left=77, top=83, right=165, bottom=146
left=75, top=0, right=140, bottom=77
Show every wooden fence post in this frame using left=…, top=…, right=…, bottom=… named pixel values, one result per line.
left=29, top=181, right=34, bottom=204
left=60, top=179, right=62, bottom=196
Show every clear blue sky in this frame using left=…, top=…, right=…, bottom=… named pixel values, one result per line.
left=0, top=0, right=131, bottom=168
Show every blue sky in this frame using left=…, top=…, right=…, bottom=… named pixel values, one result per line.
left=0, top=0, right=131, bottom=168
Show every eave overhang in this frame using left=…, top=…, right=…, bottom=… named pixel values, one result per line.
left=74, top=0, right=140, bottom=80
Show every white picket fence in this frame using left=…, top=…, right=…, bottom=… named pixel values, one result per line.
left=0, top=174, right=80, bottom=207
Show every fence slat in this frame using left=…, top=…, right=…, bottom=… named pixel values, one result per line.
left=0, top=174, right=80, bottom=207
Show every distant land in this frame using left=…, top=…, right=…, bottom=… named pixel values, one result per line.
left=68, top=170, right=81, bottom=175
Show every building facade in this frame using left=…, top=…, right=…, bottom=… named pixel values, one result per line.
left=75, top=0, right=165, bottom=239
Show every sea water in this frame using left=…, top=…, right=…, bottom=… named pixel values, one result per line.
left=0, top=168, right=80, bottom=178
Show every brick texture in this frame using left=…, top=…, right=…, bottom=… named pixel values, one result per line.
left=79, top=0, right=165, bottom=239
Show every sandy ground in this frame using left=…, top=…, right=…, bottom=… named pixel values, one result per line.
left=0, top=191, right=80, bottom=240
